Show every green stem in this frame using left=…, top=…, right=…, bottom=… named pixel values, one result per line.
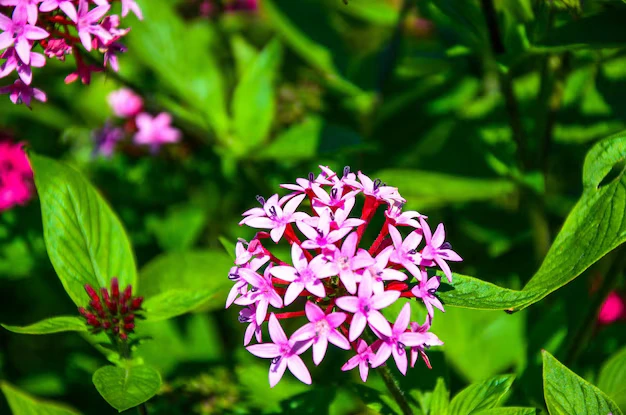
left=564, top=246, right=626, bottom=366
left=138, top=403, right=148, bottom=415
left=378, top=364, right=414, bottom=415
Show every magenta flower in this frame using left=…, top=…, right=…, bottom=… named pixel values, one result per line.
left=341, top=339, right=376, bottom=382
left=241, top=193, right=308, bottom=243
left=120, top=0, right=143, bottom=19
left=366, top=246, right=408, bottom=294
left=370, top=303, right=435, bottom=375
left=296, top=213, right=352, bottom=251
left=230, top=257, right=274, bottom=316
left=93, top=121, right=125, bottom=157
left=133, top=112, right=182, bottom=152
left=411, top=275, right=444, bottom=317
left=0, top=140, right=33, bottom=211
left=107, top=88, right=143, bottom=118
left=0, top=47, right=46, bottom=85
left=336, top=274, right=400, bottom=341
left=0, top=79, right=46, bottom=106
left=239, top=304, right=263, bottom=346
left=246, top=314, right=312, bottom=387
left=43, top=38, right=71, bottom=60
left=311, top=182, right=360, bottom=212
left=329, top=232, right=376, bottom=294
left=280, top=171, right=333, bottom=193
left=409, top=317, right=443, bottom=369
left=385, top=201, right=425, bottom=228
left=388, top=225, right=422, bottom=279
left=291, top=302, right=350, bottom=365
left=598, top=292, right=625, bottom=325
left=39, top=0, right=77, bottom=21
left=344, top=171, right=405, bottom=204
left=269, top=243, right=336, bottom=305
left=417, top=218, right=462, bottom=282
left=0, top=0, right=41, bottom=24
left=74, top=0, right=111, bottom=51
left=0, top=11, right=49, bottom=64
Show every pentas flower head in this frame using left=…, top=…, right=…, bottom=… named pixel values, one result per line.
left=228, top=166, right=462, bottom=387
left=0, top=0, right=140, bottom=105
left=78, top=277, right=143, bottom=341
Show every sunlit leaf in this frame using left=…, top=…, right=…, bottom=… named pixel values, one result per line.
left=2, top=316, right=87, bottom=335
left=597, top=346, right=626, bottom=411
left=448, top=375, right=515, bottom=415
left=92, top=365, right=161, bottom=412
left=1, top=382, right=81, bottom=415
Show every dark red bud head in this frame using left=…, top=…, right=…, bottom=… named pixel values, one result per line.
left=85, top=284, right=99, bottom=301
left=124, top=323, right=135, bottom=331
left=111, top=278, right=120, bottom=298
left=90, top=299, right=103, bottom=311
left=112, top=318, right=119, bottom=324
left=112, top=326, right=120, bottom=334
left=124, top=314, right=134, bottom=323
left=122, top=285, right=132, bottom=302
left=119, top=332, right=128, bottom=341
left=87, top=317, right=100, bottom=327
left=102, top=321, right=111, bottom=329
left=78, top=307, right=88, bottom=317
left=121, top=304, right=128, bottom=314
left=101, top=288, right=110, bottom=302
left=131, top=297, right=143, bottom=310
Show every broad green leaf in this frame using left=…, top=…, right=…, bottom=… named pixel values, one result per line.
left=262, top=0, right=363, bottom=96
left=439, top=132, right=626, bottom=311
left=231, top=35, right=259, bottom=79
left=598, top=346, right=626, bottom=411
left=131, top=0, right=229, bottom=138
left=375, top=169, right=517, bottom=209
left=143, top=289, right=218, bottom=322
left=433, top=308, right=526, bottom=382
left=542, top=351, right=623, bottom=415
left=138, top=250, right=232, bottom=311
left=2, top=316, right=87, bottom=335
left=448, top=375, right=515, bottom=415
left=1, top=382, right=81, bottom=415
left=30, top=154, right=136, bottom=306
left=232, top=39, right=282, bottom=155
left=145, top=205, right=207, bottom=252
left=430, top=378, right=450, bottom=415
left=333, top=0, right=398, bottom=25
left=92, top=365, right=161, bottom=412
left=255, top=116, right=323, bottom=160
left=474, top=409, right=536, bottom=415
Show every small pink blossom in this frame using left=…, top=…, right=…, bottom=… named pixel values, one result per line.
left=74, top=0, right=111, bottom=51
left=0, top=140, right=33, bottom=211
left=241, top=193, right=308, bottom=243
left=0, top=79, right=46, bottom=106
left=108, top=88, right=143, bottom=118
left=341, top=339, right=376, bottom=382
left=0, top=11, right=49, bottom=64
left=291, top=302, right=350, bottom=365
left=39, top=0, right=77, bottom=21
left=246, top=314, right=312, bottom=387
left=409, top=317, right=443, bottom=368
left=418, top=218, right=462, bottom=283
left=336, top=274, right=400, bottom=341
left=411, top=274, right=444, bottom=317
left=388, top=225, right=423, bottom=279
left=133, top=112, right=182, bottom=152
left=598, top=292, right=625, bottom=325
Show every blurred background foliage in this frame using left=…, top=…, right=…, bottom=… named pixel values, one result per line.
left=1, top=0, right=626, bottom=413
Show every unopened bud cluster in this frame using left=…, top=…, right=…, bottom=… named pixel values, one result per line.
left=78, top=277, right=143, bottom=341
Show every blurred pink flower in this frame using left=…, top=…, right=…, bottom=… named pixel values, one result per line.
left=133, top=112, right=181, bottom=152
left=0, top=79, right=46, bottom=106
left=598, top=292, right=625, bottom=325
left=107, top=88, right=143, bottom=118
left=0, top=140, right=33, bottom=211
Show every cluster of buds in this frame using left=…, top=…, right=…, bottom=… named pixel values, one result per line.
left=94, top=87, right=181, bottom=156
left=0, top=0, right=142, bottom=106
left=227, top=166, right=462, bottom=387
left=78, top=277, right=143, bottom=341
left=0, top=139, right=33, bottom=211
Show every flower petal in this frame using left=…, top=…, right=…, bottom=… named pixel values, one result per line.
left=246, top=343, right=280, bottom=358
left=349, top=312, right=367, bottom=342
left=287, top=355, right=312, bottom=384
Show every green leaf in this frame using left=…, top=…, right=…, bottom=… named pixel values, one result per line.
left=131, top=0, right=229, bottom=138
left=255, top=116, right=322, bottom=160
left=30, top=154, right=136, bottom=306
left=430, top=378, right=450, bottom=415
left=333, top=0, right=398, bottom=25
left=474, top=409, right=536, bottom=415
left=598, top=346, right=626, bottom=411
left=2, top=316, right=87, bottom=335
left=138, top=250, right=232, bottom=313
left=375, top=170, right=517, bottom=209
left=433, top=308, right=526, bottom=382
left=439, top=132, right=626, bottom=312
left=448, top=375, right=515, bottom=415
left=231, top=39, right=282, bottom=155
left=541, top=9, right=626, bottom=50
left=145, top=205, right=207, bottom=252
left=143, top=289, right=218, bottom=322
left=1, top=382, right=81, bottom=415
left=542, top=350, right=623, bottom=415
left=231, top=35, right=259, bottom=79
left=92, top=365, right=161, bottom=412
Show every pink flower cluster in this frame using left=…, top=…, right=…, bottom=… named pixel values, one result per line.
left=227, top=166, right=462, bottom=387
left=0, top=139, right=33, bottom=211
left=94, top=88, right=181, bottom=156
left=0, top=0, right=142, bottom=106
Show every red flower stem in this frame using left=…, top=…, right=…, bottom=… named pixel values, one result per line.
left=273, top=311, right=306, bottom=320
left=284, top=224, right=314, bottom=261
left=45, top=15, right=75, bottom=25
left=400, top=291, right=415, bottom=298
left=324, top=298, right=336, bottom=314
left=271, top=277, right=291, bottom=286
left=369, top=218, right=390, bottom=255
left=356, top=197, right=381, bottom=245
